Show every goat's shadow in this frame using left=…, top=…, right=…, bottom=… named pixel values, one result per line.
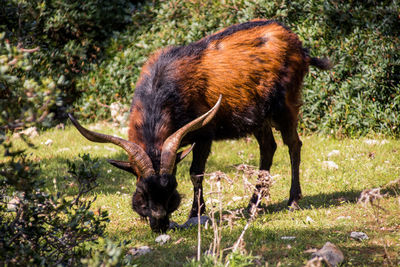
left=264, top=189, right=363, bottom=213
left=207, top=189, right=364, bottom=221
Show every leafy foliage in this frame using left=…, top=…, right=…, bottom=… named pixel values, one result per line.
left=0, top=34, right=58, bottom=130
left=0, top=0, right=136, bottom=128
left=77, top=0, right=399, bottom=136
left=0, top=142, right=110, bottom=265
left=1, top=0, right=399, bottom=136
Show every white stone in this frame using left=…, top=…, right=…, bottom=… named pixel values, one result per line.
left=322, top=161, right=339, bottom=170
left=18, top=127, right=39, bottom=138
left=364, top=139, right=388, bottom=145
left=45, top=139, right=53, bottom=146
left=128, top=246, right=151, bottom=256
left=232, top=196, right=243, bottom=201
left=350, top=231, right=369, bottom=241
left=155, top=234, right=171, bottom=245
left=327, top=150, right=340, bottom=158
left=306, top=216, right=314, bottom=223
left=308, top=242, right=344, bottom=267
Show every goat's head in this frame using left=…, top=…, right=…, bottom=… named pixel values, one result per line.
left=68, top=95, right=221, bottom=232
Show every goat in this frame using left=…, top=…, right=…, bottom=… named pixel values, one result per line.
left=68, top=19, right=331, bottom=232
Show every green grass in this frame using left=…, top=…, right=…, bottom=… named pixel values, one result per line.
left=6, top=124, right=400, bottom=266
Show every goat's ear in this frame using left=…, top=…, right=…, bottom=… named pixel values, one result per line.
left=107, top=159, right=137, bottom=175
left=175, top=143, right=195, bottom=164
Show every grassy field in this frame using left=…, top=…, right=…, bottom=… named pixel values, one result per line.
left=8, top=124, right=400, bottom=266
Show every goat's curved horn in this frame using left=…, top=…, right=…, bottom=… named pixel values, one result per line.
left=160, top=95, right=222, bottom=175
left=68, top=113, right=155, bottom=177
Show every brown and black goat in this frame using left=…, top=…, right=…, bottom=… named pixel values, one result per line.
left=69, top=19, right=332, bottom=232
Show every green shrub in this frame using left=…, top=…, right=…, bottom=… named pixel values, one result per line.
left=0, top=34, right=59, bottom=130
left=1, top=0, right=399, bottom=136
left=0, top=141, right=110, bottom=265
left=77, top=0, right=399, bottom=136
left=0, top=0, right=136, bottom=127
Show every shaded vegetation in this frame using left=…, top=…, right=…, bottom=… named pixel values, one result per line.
left=76, top=0, right=400, bottom=136
left=0, top=140, right=135, bottom=265
left=0, top=0, right=136, bottom=129
left=0, top=0, right=399, bottom=136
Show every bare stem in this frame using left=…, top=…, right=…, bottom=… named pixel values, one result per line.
left=197, top=189, right=202, bottom=263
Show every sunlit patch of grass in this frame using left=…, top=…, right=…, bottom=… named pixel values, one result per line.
left=5, top=125, right=400, bottom=266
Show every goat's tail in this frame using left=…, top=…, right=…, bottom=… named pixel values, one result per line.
left=310, top=57, right=332, bottom=70
left=303, top=48, right=332, bottom=70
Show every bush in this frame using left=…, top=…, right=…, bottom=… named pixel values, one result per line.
left=0, top=141, right=110, bottom=265
left=1, top=0, right=399, bottom=136
left=77, top=0, right=399, bottom=136
left=0, top=0, right=136, bottom=128
left=0, top=34, right=58, bottom=130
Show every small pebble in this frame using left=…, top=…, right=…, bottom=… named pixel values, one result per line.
left=327, top=150, right=340, bottom=158
left=305, top=216, right=314, bottom=223
left=322, top=161, right=339, bottom=170
left=45, top=139, right=53, bottom=146
left=155, top=234, right=171, bottom=245
left=128, top=246, right=151, bottom=256
left=350, top=231, right=369, bottom=241
left=308, top=242, right=344, bottom=267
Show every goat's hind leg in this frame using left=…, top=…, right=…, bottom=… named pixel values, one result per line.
left=277, top=113, right=303, bottom=209
left=247, top=125, right=277, bottom=210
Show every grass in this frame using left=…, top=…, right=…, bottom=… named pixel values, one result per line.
left=6, top=124, right=400, bottom=266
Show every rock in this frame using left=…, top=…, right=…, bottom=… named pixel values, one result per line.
left=281, top=236, right=296, bottom=240
left=127, top=246, right=151, bottom=256
left=350, top=231, right=369, bottom=241
left=15, top=127, right=39, bottom=138
left=306, top=216, right=315, bottom=223
left=327, top=150, right=340, bottom=158
left=155, top=234, right=171, bottom=245
left=232, top=196, right=243, bottom=201
left=307, top=242, right=344, bottom=267
left=322, top=161, right=339, bottom=170
left=364, top=139, right=388, bottom=145
left=45, top=139, right=53, bottom=146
